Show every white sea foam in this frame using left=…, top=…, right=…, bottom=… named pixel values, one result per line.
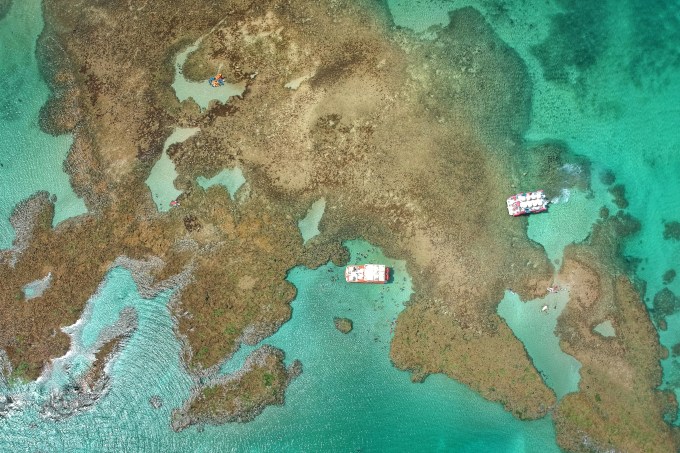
left=550, top=188, right=571, bottom=204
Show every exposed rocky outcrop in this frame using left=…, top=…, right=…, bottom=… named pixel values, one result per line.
left=334, top=317, right=353, bottom=334
left=171, top=346, right=301, bottom=432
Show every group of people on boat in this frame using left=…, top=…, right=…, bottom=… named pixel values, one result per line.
left=209, top=73, right=225, bottom=87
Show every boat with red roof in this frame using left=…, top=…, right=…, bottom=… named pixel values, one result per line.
left=506, top=190, right=549, bottom=216
left=345, top=264, right=390, bottom=284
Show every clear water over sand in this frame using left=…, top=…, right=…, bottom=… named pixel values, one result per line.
left=498, top=290, right=581, bottom=399
left=196, top=167, right=246, bottom=200
left=528, top=189, right=607, bottom=265
left=145, top=127, right=200, bottom=212
left=297, top=198, right=326, bottom=244
left=0, top=0, right=86, bottom=250
left=22, top=272, right=52, bottom=300
left=172, top=42, right=246, bottom=111
left=0, top=241, right=560, bottom=452
left=593, top=320, right=616, bottom=338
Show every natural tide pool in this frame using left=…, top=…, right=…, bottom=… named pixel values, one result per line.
left=497, top=289, right=581, bottom=400
left=297, top=198, right=326, bottom=244
left=145, top=127, right=200, bottom=212
left=172, top=42, right=245, bottom=111
left=527, top=189, right=606, bottom=265
left=593, top=320, right=616, bottom=338
left=22, top=272, right=52, bottom=300
left=196, top=167, right=246, bottom=200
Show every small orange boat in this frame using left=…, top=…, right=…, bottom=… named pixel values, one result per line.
left=345, top=264, right=390, bottom=284
left=209, top=73, right=225, bottom=87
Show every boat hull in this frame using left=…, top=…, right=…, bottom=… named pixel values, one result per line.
left=345, top=264, right=390, bottom=284
left=506, top=190, right=549, bottom=216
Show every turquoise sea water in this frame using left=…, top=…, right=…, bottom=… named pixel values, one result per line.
left=0, top=242, right=560, bottom=452
left=2, top=0, right=680, bottom=451
left=0, top=0, right=86, bottom=249
left=498, top=290, right=581, bottom=400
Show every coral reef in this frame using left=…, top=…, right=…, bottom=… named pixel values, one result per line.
left=664, top=221, right=680, bottom=240
left=171, top=345, right=301, bottom=431
left=0, top=0, right=559, bottom=421
left=608, top=184, right=629, bottom=209
left=0, top=0, right=674, bottom=449
left=553, top=216, right=678, bottom=452
left=0, top=0, right=10, bottom=21
left=333, top=317, right=353, bottom=334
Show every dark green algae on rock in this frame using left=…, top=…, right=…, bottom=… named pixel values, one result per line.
left=171, top=346, right=301, bottom=432
left=0, top=0, right=11, bottom=21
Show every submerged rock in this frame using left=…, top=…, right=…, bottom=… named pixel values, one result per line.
left=149, top=395, right=163, bottom=409
left=608, top=184, right=629, bottom=209
left=0, top=0, right=10, bottom=21
left=599, top=169, right=616, bottom=186
left=653, top=288, right=680, bottom=327
left=663, top=221, right=680, bottom=241
left=663, top=269, right=677, bottom=285
left=333, top=317, right=353, bottom=334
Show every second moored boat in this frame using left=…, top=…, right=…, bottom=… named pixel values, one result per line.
left=345, top=264, right=390, bottom=284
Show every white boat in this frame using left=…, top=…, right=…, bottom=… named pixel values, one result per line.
left=506, top=190, right=549, bottom=216
left=344, top=264, right=390, bottom=284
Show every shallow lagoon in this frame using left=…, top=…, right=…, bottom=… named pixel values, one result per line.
left=0, top=0, right=86, bottom=249
left=593, top=320, right=616, bottom=338
left=297, top=198, right=326, bottom=244
left=196, top=167, right=246, bottom=200
left=172, top=42, right=245, bottom=111
left=498, top=290, right=581, bottom=400
left=145, top=127, right=200, bottom=212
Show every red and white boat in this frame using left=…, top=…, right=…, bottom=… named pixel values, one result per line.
left=345, top=264, right=390, bottom=284
left=506, top=190, right=549, bottom=216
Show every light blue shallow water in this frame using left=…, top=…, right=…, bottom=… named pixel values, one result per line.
left=0, top=0, right=86, bottom=249
left=528, top=189, right=609, bottom=266
left=593, top=320, right=616, bottom=338
left=21, top=272, right=51, bottom=300
left=172, top=42, right=246, bottom=111
left=297, top=198, right=326, bottom=244
left=196, top=167, right=246, bottom=200
left=145, top=127, right=200, bottom=212
left=498, top=290, right=581, bottom=400
left=3, top=0, right=680, bottom=449
left=0, top=241, right=561, bottom=452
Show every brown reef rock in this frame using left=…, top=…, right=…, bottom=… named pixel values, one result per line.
left=553, top=220, right=678, bottom=452
left=334, top=317, right=353, bottom=334
left=1, top=1, right=674, bottom=449
left=171, top=345, right=301, bottom=432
